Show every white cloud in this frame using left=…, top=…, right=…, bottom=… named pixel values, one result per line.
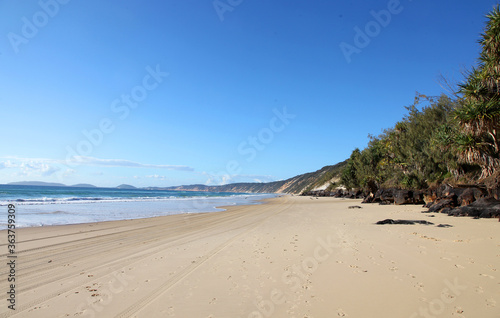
left=1, top=156, right=194, bottom=172
left=0, top=160, right=60, bottom=177
left=145, top=174, right=167, bottom=180
left=66, top=156, right=194, bottom=171
left=40, top=164, right=60, bottom=176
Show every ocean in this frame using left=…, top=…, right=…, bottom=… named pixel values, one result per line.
left=0, top=185, right=277, bottom=229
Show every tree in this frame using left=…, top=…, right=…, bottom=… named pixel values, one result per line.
left=455, top=6, right=500, bottom=178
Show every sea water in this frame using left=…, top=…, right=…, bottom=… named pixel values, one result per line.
left=0, top=185, right=277, bottom=229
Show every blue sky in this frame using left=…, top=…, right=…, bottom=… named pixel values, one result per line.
left=0, top=0, right=497, bottom=187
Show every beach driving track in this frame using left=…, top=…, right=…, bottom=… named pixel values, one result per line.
left=0, top=196, right=292, bottom=317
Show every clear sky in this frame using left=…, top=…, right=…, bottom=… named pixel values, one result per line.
left=0, top=0, right=497, bottom=187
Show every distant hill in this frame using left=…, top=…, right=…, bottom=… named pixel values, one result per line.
left=116, top=184, right=137, bottom=189
left=163, top=161, right=347, bottom=194
left=7, top=181, right=67, bottom=187
left=70, top=183, right=98, bottom=188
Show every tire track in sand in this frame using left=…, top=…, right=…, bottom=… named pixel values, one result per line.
left=116, top=197, right=293, bottom=318
left=0, top=198, right=289, bottom=318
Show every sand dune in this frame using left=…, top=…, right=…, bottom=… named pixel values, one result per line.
left=1, top=196, right=498, bottom=317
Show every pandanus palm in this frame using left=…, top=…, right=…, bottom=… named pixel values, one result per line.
left=456, top=6, right=500, bottom=178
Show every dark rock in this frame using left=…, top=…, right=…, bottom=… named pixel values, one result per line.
left=376, top=219, right=399, bottom=224
left=457, top=188, right=487, bottom=206
left=423, top=191, right=437, bottom=206
left=370, top=188, right=424, bottom=205
left=376, top=219, right=434, bottom=225
left=428, top=198, right=455, bottom=212
left=412, top=190, right=426, bottom=205
left=437, top=183, right=454, bottom=198
left=424, top=201, right=434, bottom=208
left=393, top=189, right=426, bottom=205
left=489, top=187, right=500, bottom=200
left=380, top=189, right=395, bottom=204
left=372, top=188, right=396, bottom=204
left=437, top=224, right=453, bottom=228
left=362, top=195, right=374, bottom=204
left=447, top=197, right=500, bottom=218
left=394, top=190, right=412, bottom=205
left=348, top=205, right=362, bottom=209
left=333, top=189, right=344, bottom=198
left=441, top=207, right=452, bottom=215
left=412, top=220, right=434, bottom=225
left=457, top=188, right=475, bottom=206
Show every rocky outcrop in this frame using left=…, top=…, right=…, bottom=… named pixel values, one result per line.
left=302, top=183, right=500, bottom=220
left=457, top=187, right=487, bottom=206
left=366, top=189, right=425, bottom=205
left=422, top=184, right=495, bottom=217
left=427, top=198, right=455, bottom=212
left=445, top=198, right=500, bottom=218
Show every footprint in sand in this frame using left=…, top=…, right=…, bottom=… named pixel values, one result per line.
left=479, top=273, right=496, bottom=279
left=454, top=306, right=464, bottom=314
left=455, top=264, right=465, bottom=269
left=414, top=282, right=425, bottom=292
left=487, top=264, right=497, bottom=272
left=442, top=292, right=456, bottom=302
left=486, top=298, right=497, bottom=307
left=337, top=309, right=348, bottom=316
left=474, top=286, right=484, bottom=294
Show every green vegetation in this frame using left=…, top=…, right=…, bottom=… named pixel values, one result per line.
left=340, top=6, right=500, bottom=191
left=454, top=6, right=500, bottom=178
left=340, top=95, right=462, bottom=191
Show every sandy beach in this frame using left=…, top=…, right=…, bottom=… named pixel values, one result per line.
left=1, top=196, right=499, bottom=318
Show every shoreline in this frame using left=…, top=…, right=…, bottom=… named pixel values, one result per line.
left=1, top=196, right=498, bottom=317
left=2, top=193, right=279, bottom=230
